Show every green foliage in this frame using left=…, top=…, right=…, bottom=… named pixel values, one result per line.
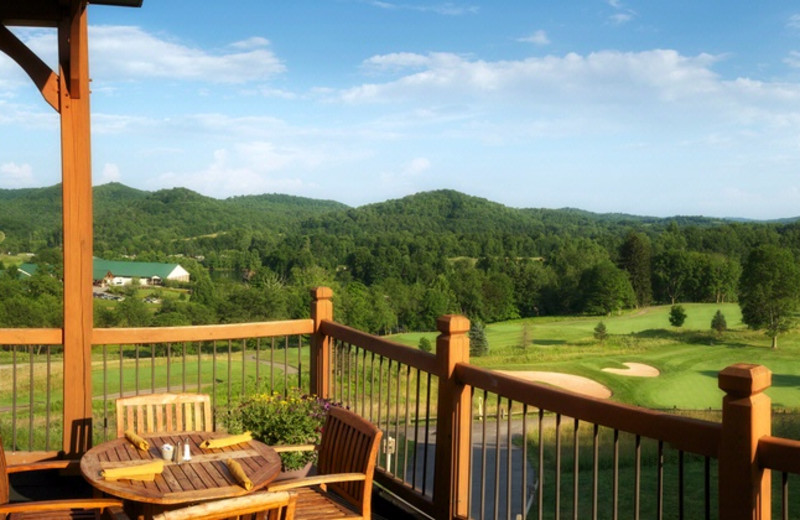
left=618, top=231, right=652, bottom=307
left=739, top=244, right=800, bottom=349
left=228, top=389, right=332, bottom=470
left=578, top=260, right=635, bottom=315
left=711, top=310, right=727, bottom=334
left=593, top=321, right=608, bottom=342
left=669, top=305, right=687, bottom=328
left=418, top=336, right=432, bottom=353
left=469, top=321, right=489, bottom=357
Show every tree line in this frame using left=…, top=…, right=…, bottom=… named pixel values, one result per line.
left=2, top=187, right=800, bottom=342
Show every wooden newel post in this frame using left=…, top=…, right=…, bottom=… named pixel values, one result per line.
left=310, top=287, right=333, bottom=399
left=718, top=363, right=772, bottom=520
left=433, top=314, right=471, bottom=520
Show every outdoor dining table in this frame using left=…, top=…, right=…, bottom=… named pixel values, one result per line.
left=80, top=431, right=281, bottom=519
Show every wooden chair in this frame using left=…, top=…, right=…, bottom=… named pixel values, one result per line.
left=0, top=435, right=124, bottom=520
left=268, top=407, right=382, bottom=520
left=151, top=491, right=297, bottom=520
left=115, top=392, right=212, bottom=437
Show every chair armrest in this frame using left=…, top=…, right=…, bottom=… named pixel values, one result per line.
left=270, top=444, right=317, bottom=453
left=0, top=498, right=124, bottom=514
left=7, top=459, right=77, bottom=474
left=268, top=472, right=366, bottom=491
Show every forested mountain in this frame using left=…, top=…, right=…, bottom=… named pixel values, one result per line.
left=3, top=183, right=800, bottom=334
left=0, top=183, right=348, bottom=253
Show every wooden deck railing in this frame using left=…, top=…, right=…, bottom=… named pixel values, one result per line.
left=0, top=287, right=797, bottom=519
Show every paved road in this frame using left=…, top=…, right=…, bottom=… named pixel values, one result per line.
left=387, top=419, right=536, bottom=520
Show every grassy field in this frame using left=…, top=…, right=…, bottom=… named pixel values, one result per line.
left=389, top=303, right=800, bottom=411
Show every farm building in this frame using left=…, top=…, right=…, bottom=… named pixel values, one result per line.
left=17, top=258, right=190, bottom=287
left=93, top=258, right=190, bottom=286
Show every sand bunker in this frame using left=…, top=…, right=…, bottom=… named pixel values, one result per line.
left=602, top=362, right=660, bottom=377
left=497, top=370, right=612, bottom=399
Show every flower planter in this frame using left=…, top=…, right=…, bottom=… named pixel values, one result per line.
left=274, top=461, right=313, bottom=481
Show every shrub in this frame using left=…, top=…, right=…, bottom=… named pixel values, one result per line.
left=418, top=336, right=432, bottom=353
left=229, top=389, right=333, bottom=470
left=594, top=321, right=607, bottom=342
left=711, top=310, right=727, bottom=334
left=669, top=305, right=687, bottom=328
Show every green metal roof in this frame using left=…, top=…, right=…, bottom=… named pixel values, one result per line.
left=93, top=258, right=183, bottom=280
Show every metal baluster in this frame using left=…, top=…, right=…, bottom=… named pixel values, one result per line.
left=28, top=345, right=34, bottom=450
left=678, top=450, right=684, bottom=520
left=555, top=413, right=561, bottom=520
left=45, top=346, right=52, bottom=451
left=422, top=372, right=432, bottom=496
left=634, top=434, right=641, bottom=520
left=494, top=394, right=502, bottom=520
left=592, top=424, right=599, bottom=520
left=657, top=441, right=664, bottom=520
left=612, top=429, right=619, bottom=520
left=538, top=409, right=544, bottom=520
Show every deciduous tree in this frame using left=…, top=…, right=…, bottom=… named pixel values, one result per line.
left=738, top=245, right=800, bottom=349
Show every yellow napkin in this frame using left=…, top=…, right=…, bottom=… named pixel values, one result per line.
left=200, top=431, right=252, bottom=449
left=102, top=459, right=164, bottom=481
left=226, top=459, right=252, bottom=490
left=124, top=429, right=150, bottom=451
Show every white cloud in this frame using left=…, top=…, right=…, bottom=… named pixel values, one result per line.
left=0, top=162, right=36, bottom=188
left=364, top=1, right=478, bottom=16
left=97, top=163, right=122, bottom=184
left=379, top=157, right=432, bottom=190
left=2, top=26, right=285, bottom=87
left=89, top=26, right=285, bottom=83
left=151, top=144, right=319, bottom=198
left=788, top=14, right=800, bottom=29
left=343, top=50, right=724, bottom=106
left=517, top=30, right=550, bottom=46
left=609, top=13, right=633, bottom=25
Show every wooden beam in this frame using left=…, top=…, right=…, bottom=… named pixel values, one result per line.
left=59, top=0, right=93, bottom=457
left=0, top=0, right=62, bottom=27
left=0, top=24, right=59, bottom=110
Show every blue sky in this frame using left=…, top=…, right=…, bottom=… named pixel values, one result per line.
left=3, top=1, right=800, bottom=219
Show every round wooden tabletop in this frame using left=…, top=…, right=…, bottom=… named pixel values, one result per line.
left=80, top=431, right=281, bottom=505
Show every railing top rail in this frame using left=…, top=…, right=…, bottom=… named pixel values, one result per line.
left=92, top=319, right=314, bottom=345
left=0, top=328, right=62, bottom=345
left=320, top=320, right=438, bottom=374
left=456, top=362, right=721, bottom=457
left=758, top=435, right=800, bottom=474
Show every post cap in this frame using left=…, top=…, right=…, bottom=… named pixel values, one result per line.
left=436, top=315, right=470, bottom=335
left=310, top=286, right=333, bottom=300
left=718, top=363, right=772, bottom=397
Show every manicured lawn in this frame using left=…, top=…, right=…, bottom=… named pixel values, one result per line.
left=388, top=303, right=800, bottom=411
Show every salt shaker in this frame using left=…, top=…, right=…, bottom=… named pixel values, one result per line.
left=183, top=439, right=191, bottom=461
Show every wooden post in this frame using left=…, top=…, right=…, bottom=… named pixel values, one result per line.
left=718, top=363, right=771, bottom=520
left=59, top=0, right=94, bottom=457
left=433, top=314, right=471, bottom=520
left=310, top=287, right=333, bottom=399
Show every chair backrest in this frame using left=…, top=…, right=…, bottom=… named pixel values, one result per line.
left=153, top=491, right=296, bottom=520
left=0, top=436, right=9, bottom=506
left=116, top=392, right=212, bottom=437
left=316, top=406, right=382, bottom=516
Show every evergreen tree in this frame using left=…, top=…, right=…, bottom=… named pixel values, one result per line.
left=468, top=321, right=489, bottom=357
left=669, top=305, right=687, bottom=328
left=619, top=231, right=653, bottom=307
left=711, top=310, right=727, bottom=334
left=593, top=321, right=608, bottom=343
